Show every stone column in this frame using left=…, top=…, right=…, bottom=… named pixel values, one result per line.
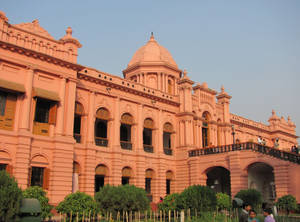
left=65, top=79, right=76, bottom=136
left=86, top=91, right=95, bottom=145
left=19, top=67, right=34, bottom=131
left=55, top=77, right=66, bottom=135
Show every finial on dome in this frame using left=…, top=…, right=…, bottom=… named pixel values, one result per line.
left=272, top=109, right=275, bottom=116
left=183, top=69, right=187, bottom=77
left=150, top=32, right=155, bottom=41
left=221, top=85, right=225, bottom=93
left=66, top=27, right=72, bottom=36
left=32, top=19, right=39, bottom=26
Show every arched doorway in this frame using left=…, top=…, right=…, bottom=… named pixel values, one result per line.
left=248, top=162, right=276, bottom=202
left=206, top=166, right=231, bottom=195
left=122, top=167, right=132, bottom=185
left=95, top=164, right=108, bottom=192
left=166, top=170, right=174, bottom=195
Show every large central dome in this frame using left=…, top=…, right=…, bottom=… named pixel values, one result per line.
left=127, top=34, right=178, bottom=68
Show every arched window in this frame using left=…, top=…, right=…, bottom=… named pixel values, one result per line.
left=163, top=123, right=173, bottom=155
left=29, top=155, right=50, bottom=190
left=145, top=169, right=154, bottom=201
left=202, top=112, right=211, bottom=148
left=73, top=102, right=84, bottom=143
left=95, top=108, right=110, bottom=147
left=120, top=113, right=133, bottom=150
left=166, top=171, right=174, bottom=195
left=143, top=118, right=154, bottom=153
left=95, top=164, right=108, bottom=192
left=168, top=79, right=173, bottom=94
left=122, top=167, right=132, bottom=185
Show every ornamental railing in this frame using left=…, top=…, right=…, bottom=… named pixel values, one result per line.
left=95, top=137, right=108, bottom=147
left=144, top=145, right=154, bottom=153
left=188, top=142, right=300, bottom=165
left=73, top=133, right=81, bottom=143
left=164, top=148, right=173, bottom=156
left=121, top=141, right=132, bottom=150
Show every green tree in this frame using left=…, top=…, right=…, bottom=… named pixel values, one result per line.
left=95, top=185, right=150, bottom=216
left=180, top=185, right=217, bottom=212
left=216, top=192, right=231, bottom=211
left=56, top=191, right=98, bottom=221
left=23, top=186, right=53, bottom=220
left=0, top=170, right=23, bottom=222
left=276, top=195, right=298, bottom=215
left=235, top=189, right=262, bottom=210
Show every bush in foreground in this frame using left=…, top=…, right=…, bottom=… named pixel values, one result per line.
left=23, top=186, right=53, bottom=220
left=235, top=189, right=262, bottom=210
left=158, top=193, right=184, bottom=212
left=56, top=191, right=97, bottom=221
left=0, top=170, right=23, bottom=221
left=276, top=194, right=298, bottom=215
left=95, top=185, right=150, bottom=214
left=216, top=192, right=231, bottom=211
left=180, top=185, right=217, bottom=212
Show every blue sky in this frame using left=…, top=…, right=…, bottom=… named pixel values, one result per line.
left=2, top=1, right=300, bottom=143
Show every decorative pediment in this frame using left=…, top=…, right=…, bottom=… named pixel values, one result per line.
left=14, top=19, right=54, bottom=40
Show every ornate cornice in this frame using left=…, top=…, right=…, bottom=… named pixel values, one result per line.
left=0, top=40, right=84, bottom=71
left=77, top=73, right=180, bottom=107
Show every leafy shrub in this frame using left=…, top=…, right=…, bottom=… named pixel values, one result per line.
left=158, top=193, right=184, bottom=212
left=95, top=185, right=150, bottom=215
left=234, top=189, right=262, bottom=210
left=23, top=186, right=53, bottom=220
left=180, top=185, right=217, bottom=212
left=0, top=170, right=23, bottom=221
left=216, top=192, right=231, bottom=210
left=276, top=195, right=298, bottom=215
left=56, top=191, right=97, bottom=221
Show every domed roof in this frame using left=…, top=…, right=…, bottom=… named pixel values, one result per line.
left=128, top=33, right=178, bottom=68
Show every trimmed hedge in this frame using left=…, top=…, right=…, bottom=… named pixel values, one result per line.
left=180, top=185, right=217, bottom=212
left=56, top=191, right=98, bottom=221
left=158, top=193, right=184, bottom=212
left=234, top=189, right=262, bottom=210
left=216, top=192, right=231, bottom=210
left=276, top=194, right=298, bottom=215
left=95, top=185, right=150, bottom=214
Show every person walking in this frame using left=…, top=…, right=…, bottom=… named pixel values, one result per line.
left=248, top=210, right=260, bottom=222
left=239, top=203, right=251, bottom=222
left=263, top=208, right=275, bottom=222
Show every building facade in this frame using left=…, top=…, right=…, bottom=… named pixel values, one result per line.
left=0, top=11, right=299, bottom=205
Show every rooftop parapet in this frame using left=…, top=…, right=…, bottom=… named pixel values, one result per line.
left=0, top=11, right=81, bottom=64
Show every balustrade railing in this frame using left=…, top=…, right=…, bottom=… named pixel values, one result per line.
left=73, top=133, right=81, bottom=143
left=121, top=141, right=132, bottom=150
left=164, top=148, right=173, bottom=155
left=188, top=142, right=300, bottom=165
left=95, top=137, right=108, bottom=147
left=144, top=145, right=154, bottom=153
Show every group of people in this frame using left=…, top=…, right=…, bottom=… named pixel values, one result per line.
left=291, top=145, right=299, bottom=154
left=240, top=203, right=275, bottom=222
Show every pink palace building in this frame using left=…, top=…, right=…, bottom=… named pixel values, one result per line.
left=0, top=11, right=299, bottom=205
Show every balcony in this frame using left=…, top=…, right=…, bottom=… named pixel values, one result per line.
left=95, top=137, right=108, bottom=147
left=164, top=148, right=172, bottom=155
left=144, top=145, right=154, bottom=153
left=188, top=142, right=300, bottom=165
left=121, top=141, right=132, bottom=150
left=73, top=133, right=81, bottom=143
